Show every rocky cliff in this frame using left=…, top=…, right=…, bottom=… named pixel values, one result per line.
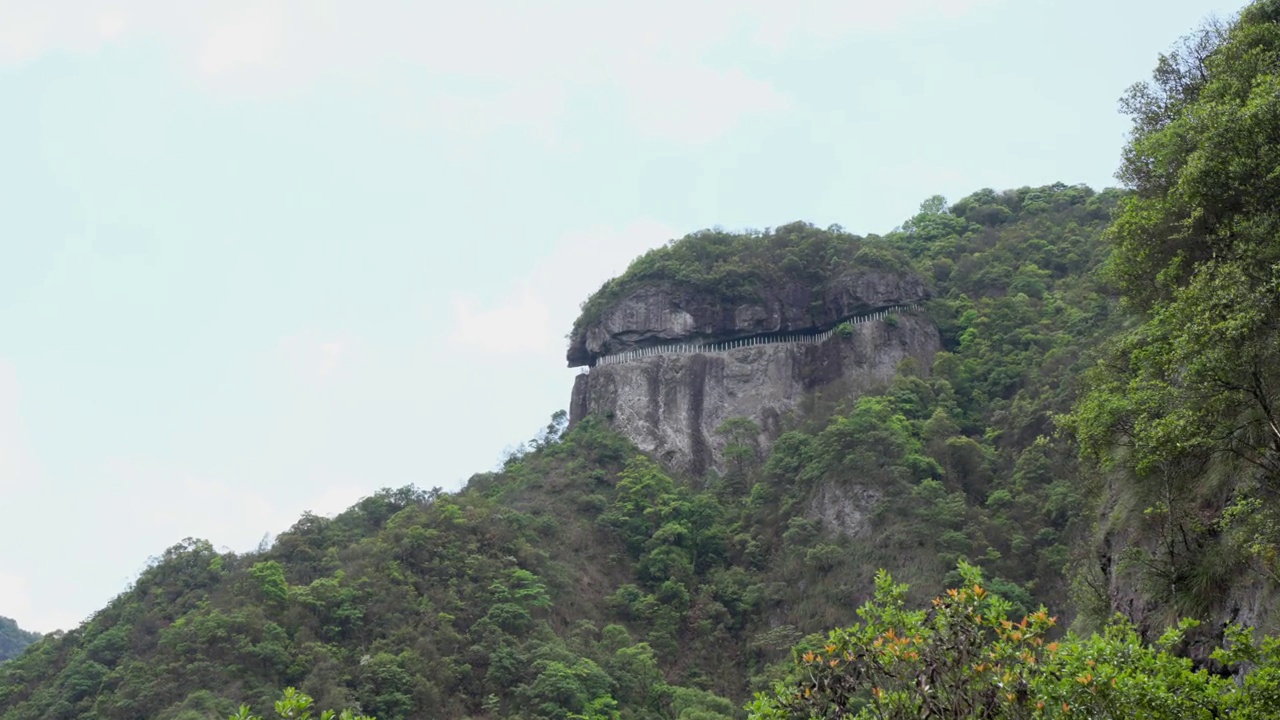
left=567, top=270, right=932, bottom=368
left=567, top=260, right=940, bottom=475
left=569, top=311, right=941, bottom=476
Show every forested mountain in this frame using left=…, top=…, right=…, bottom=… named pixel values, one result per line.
left=7, top=2, right=1280, bottom=718
left=0, top=184, right=1123, bottom=720
left=0, top=619, right=39, bottom=664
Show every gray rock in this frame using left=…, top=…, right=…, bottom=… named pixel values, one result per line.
left=569, top=313, right=941, bottom=475
left=567, top=270, right=932, bottom=367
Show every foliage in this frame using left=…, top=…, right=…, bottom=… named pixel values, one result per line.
left=1066, top=0, right=1280, bottom=625
left=750, top=564, right=1280, bottom=719
left=0, top=182, right=1130, bottom=718
left=1074, top=0, right=1280, bottom=477
left=570, top=222, right=912, bottom=343
left=0, top=618, right=39, bottom=664
left=10, top=7, right=1280, bottom=717
left=231, top=687, right=372, bottom=720
left=0, top=418, right=739, bottom=720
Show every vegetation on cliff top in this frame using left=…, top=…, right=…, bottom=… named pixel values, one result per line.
left=568, top=222, right=916, bottom=346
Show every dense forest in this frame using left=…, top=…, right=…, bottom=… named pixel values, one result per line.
left=0, top=619, right=39, bottom=665
left=6, top=1, right=1280, bottom=718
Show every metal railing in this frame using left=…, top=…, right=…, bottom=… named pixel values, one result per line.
left=585, top=303, right=921, bottom=370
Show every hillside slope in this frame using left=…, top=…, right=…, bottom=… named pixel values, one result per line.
left=0, top=183, right=1126, bottom=720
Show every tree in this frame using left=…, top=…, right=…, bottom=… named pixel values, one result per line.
left=1067, top=2, right=1280, bottom=603
left=748, top=563, right=1280, bottom=719
left=1077, top=0, right=1280, bottom=463
left=231, top=687, right=374, bottom=720
left=716, top=417, right=762, bottom=484
left=0, top=617, right=40, bottom=664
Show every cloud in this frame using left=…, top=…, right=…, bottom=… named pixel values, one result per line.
left=617, top=61, right=793, bottom=144
left=0, top=0, right=996, bottom=140
left=0, top=571, right=80, bottom=634
left=728, top=0, right=996, bottom=46
left=96, top=11, right=129, bottom=41
left=0, top=0, right=996, bottom=69
left=0, top=571, right=33, bottom=626
left=105, top=458, right=374, bottom=553
left=449, top=285, right=555, bottom=357
left=446, top=219, right=678, bottom=361
left=197, top=2, right=282, bottom=77
left=0, top=572, right=35, bottom=629
left=0, top=362, right=37, bottom=495
left=279, top=333, right=353, bottom=387
left=305, top=484, right=369, bottom=518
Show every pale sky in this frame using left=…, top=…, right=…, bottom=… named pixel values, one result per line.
left=0, top=0, right=1249, bottom=633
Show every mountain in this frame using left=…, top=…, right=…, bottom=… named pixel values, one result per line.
left=0, top=618, right=39, bottom=664
left=0, top=182, right=1125, bottom=720
left=569, top=223, right=940, bottom=475
left=9, top=2, right=1280, bottom=717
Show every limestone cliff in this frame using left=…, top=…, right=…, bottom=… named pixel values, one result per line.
left=569, top=311, right=941, bottom=476
left=567, top=270, right=932, bottom=368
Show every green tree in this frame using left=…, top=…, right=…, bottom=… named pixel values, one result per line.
left=0, top=618, right=39, bottom=664
left=231, top=687, right=374, bottom=720
left=748, top=564, right=1280, bottom=719
left=1074, top=1, right=1280, bottom=479
left=716, top=417, right=762, bottom=485
left=1065, top=1, right=1280, bottom=610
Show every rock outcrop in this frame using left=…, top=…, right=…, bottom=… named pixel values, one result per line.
left=569, top=311, right=941, bottom=476
left=567, top=270, right=932, bottom=367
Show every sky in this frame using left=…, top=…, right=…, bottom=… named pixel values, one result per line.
left=0, top=0, right=1252, bottom=633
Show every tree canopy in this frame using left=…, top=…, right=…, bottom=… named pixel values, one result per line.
left=0, top=618, right=39, bottom=665
left=569, top=222, right=914, bottom=343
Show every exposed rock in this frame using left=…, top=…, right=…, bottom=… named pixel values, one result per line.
left=567, top=270, right=932, bottom=367
left=1096, top=487, right=1280, bottom=655
left=570, top=313, right=941, bottom=475
left=808, top=483, right=882, bottom=539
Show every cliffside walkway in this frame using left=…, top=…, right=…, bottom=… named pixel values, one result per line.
left=586, top=303, right=923, bottom=370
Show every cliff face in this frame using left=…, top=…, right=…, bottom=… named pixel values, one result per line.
left=1094, top=487, right=1280, bottom=656
left=567, top=270, right=932, bottom=367
left=569, top=312, right=941, bottom=476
